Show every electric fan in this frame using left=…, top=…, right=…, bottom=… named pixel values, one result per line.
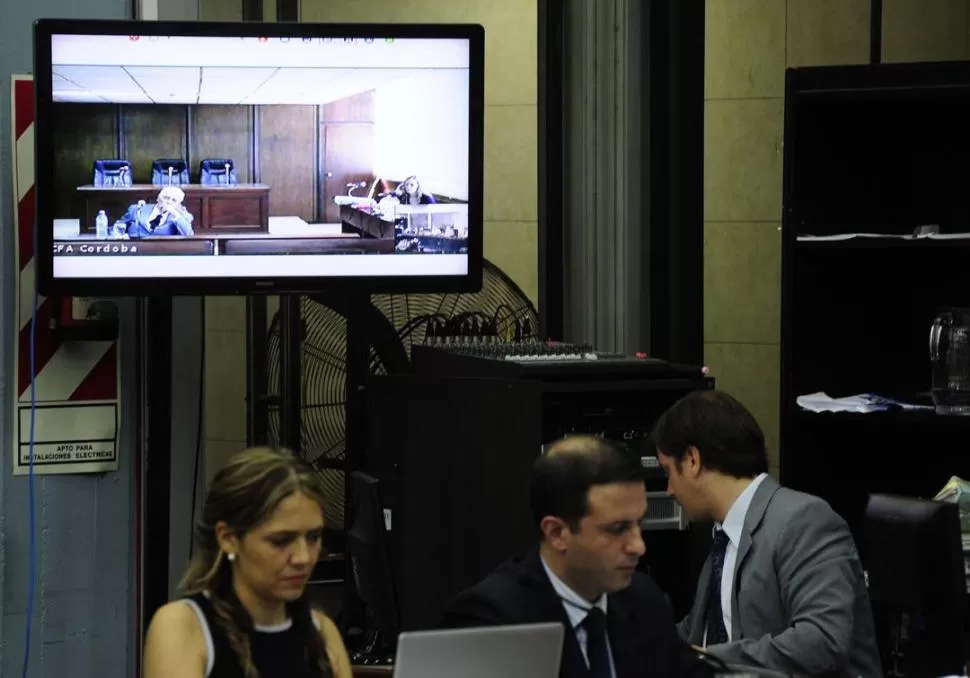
left=266, top=259, right=538, bottom=530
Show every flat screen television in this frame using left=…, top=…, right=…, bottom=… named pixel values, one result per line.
left=32, top=19, right=484, bottom=296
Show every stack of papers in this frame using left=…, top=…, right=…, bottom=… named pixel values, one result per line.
left=796, top=392, right=932, bottom=414
left=797, top=232, right=970, bottom=242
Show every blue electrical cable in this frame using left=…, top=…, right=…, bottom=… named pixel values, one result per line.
left=22, top=289, right=38, bottom=678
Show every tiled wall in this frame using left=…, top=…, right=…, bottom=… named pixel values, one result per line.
left=198, top=0, right=241, bottom=20
left=704, top=0, right=970, bottom=476
left=198, top=0, right=538, bottom=479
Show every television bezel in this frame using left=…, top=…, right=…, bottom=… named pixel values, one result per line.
left=33, top=18, right=485, bottom=296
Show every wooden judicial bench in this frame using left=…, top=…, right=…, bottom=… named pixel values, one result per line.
left=336, top=204, right=397, bottom=253
left=77, top=183, right=271, bottom=233
left=340, top=204, right=395, bottom=240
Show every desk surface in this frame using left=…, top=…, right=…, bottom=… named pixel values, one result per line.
left=197, top=230, right=358, bottom=240
left=77, top=183, right=270, bottom=191
left=54, top=217, right=354, bottom=239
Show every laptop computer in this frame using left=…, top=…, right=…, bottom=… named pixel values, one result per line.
left=393, top=623, right=565, bottom=678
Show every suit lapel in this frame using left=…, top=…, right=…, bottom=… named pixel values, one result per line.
left=606, top=593, right=638, bottom=678
left=138, top=204, right=158, bottom=232
left=730, top=475, right=780, bottom=640
left=690, top=558, right=712, bottom=644
left=520, top=551, right=590, bottom=678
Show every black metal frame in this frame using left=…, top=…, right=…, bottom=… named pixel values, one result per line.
left=141, top=297, right=173, bottom=635
left=646, top=0, right=705, bottom=366
left=32, top=19, right=486, bottom=298
left=778, top=68, right=797, bottom=486
left=277, top=296, right=304, bottom=453
left=537, top=0, right=565, bottom=341
left=245, top=297, right=270, bottom=445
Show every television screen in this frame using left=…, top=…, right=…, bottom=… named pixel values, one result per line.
left=33, top=20, right=484, bottom=295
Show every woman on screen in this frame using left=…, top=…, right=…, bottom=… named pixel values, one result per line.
left=395, top=175, right=436, bottom=205
left=143, top=447, right=352, bottom=678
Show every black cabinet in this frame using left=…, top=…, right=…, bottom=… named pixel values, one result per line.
left=780, top=61, right=970, bottom=557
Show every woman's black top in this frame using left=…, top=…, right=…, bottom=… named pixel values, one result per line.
left=183, top=592, right=325, bottom=678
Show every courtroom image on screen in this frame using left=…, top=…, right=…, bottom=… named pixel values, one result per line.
left=47, top=33, right=472, bottom=280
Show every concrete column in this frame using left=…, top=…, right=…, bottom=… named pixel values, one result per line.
left=561, top=0, right=647, bottom=353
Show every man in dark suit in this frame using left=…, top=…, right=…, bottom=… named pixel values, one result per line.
left=651, top=390, right=883, bottom=678
left=115, top=186, right=194, bottom=239
left=441, top=435, right=714, bottom=678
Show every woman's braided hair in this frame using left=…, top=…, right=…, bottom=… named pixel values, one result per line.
left=179, top=446, right=333, bottom=678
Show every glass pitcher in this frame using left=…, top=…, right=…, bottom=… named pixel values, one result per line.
left=929, top=307, right=970, bottom=415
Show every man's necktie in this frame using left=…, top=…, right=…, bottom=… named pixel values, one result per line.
left=705, top=529, right=730, bottom=646
left=581, top=607, right=611, bottom=678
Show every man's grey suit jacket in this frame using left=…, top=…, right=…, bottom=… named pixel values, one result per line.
left=678, top=476, right=883, bottom=678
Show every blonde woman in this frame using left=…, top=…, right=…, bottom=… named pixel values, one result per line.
left=143, top=447, right=352, bottom=678
left=394, top=175, right=436, bottom=205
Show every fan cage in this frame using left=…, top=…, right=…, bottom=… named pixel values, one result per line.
left=266, top=260, right=538, bottom=530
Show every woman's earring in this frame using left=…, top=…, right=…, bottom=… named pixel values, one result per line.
left=227, top=552, right=236, bottom=562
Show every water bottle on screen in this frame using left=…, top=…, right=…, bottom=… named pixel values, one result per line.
left=95, top=210, right=109, bottom=239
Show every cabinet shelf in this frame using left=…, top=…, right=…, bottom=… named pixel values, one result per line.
left=789, top=408, right=970, bottom=426
left=794, top=235, right=970, bottom=249
left=781, top=60, right=970, bottom=502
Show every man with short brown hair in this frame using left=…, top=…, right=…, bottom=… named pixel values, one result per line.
left=442, top=435, right=712, bottom=678
left=652, top=390, right=882, bottom=678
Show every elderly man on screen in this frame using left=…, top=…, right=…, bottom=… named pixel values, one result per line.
left=115, top=185, right=194, bottom=238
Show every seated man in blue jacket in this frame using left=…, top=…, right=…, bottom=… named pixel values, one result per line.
left=115, top=185, right=194, bottom=238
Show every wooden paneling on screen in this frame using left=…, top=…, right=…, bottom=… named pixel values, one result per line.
left=321, top=90, right=374, bottom=124
left=49, top=103, right=318, bottom=222
left=123, top=105, right=188, bottom=184
left=51, top=104, right=118, bottom=220
left=319, top=91, right=375, bottom=223
left=190, top=105, right=254, bottom=183
left=257, top=105, right=317, bottom=222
